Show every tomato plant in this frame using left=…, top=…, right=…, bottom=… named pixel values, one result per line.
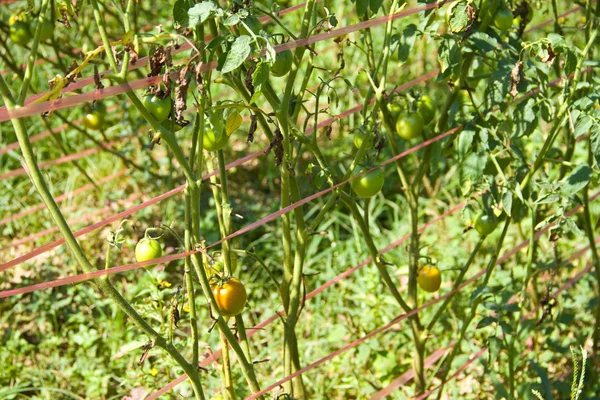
left=417, top=265, right=441, bottom=293
left=143, top=95, right=172, bottom=122
left=395, top=112, right=424, bottom=140
left=271, top=50, right=293, bottom=77
left=135, top=238, right=163, bottom=267
left=351, top=166, right=384, bottom=198
left=211, top=277, right=247, bottom=317
left=474, top=211, right=498, bottom=236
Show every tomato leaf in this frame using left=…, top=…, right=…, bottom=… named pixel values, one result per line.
left=187, top=1, right=217, bottom=28
left=356, top=0, right=369, bottom=17
left=476, top=316, right=497, bottom=329
left=370, top=0, right=383, bottom=14
left=397, top=24, right=420, bottom=65
left=560, top=165, right=592, bottom=197
left=221, top=36, right=252, bottom=74
left=487, top=336, right=502, bottom=366
left=225, top=111, right=242, bottom=136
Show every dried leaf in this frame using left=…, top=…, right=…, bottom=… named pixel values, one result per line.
left=265, top=128, right=284, bottom=166
left=509, top=60, right=524, bottom=98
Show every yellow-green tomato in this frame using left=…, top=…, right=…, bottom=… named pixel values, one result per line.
left=417, top=95, right=435, bottom=124
left=271, top=50, right=293, bottom=77
left=203, top=129, right=229, bottom=152
left=395, top=112, right=424, bottom=140
left=494, top=8, right=513, bottom=31
left=211, top=277, right=247, bottom=317
left=135, top=238, right=163, bottom=267
left=417, top=265, right=441, bottom=293
left=143, top=95, right=172, bottom=122
left=351, top=167, right=385, bottom=198
left=82, top=111, right=104, bottom=130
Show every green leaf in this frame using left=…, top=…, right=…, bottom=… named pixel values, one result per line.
left=467, top=32, right=498, bottom=53
left=252, top=61, right=269, bottom=88
left=560, top=165, right=592, bottom=197
left=356, top=0, right=369, bottom=16
left=223, top=14, right=240, bottom=26
left=458, top=129, right=475, bottom=160
left=469, top=285, right=493, bottom=305
left=173, top=0, right=190, bottom=27
left=225, top=111, right=242, bottom=136
left=477, top=316, right=497, bottom=329
left=397, top=24, right=420, bottom=65
left=447, top=1, right=470, bottom=33
left=488, top=336, right=502, bottom=366
left=370, top=0, right=383, bottom=13
left=221, top=36, right=252, bottom=74
left=187, top=1, right=217, bottom=28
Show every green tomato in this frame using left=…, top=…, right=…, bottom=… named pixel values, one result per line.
left=474, top=211, right=497, bottom=236
left=10, top=21, right=30, bottom=46
left=203, top=129, right=229, bottom=152
left=494, top=8, right=513, bottom=31
left=388, top=103, right=402, bottom=121
left=143, top=95, right=172, bottom=122
left=82, top=111, right=104, bottom=130
left=240, top=15, right=262, bottom=35
left=353, top=133, right=375, bottom=149
left=135, top=238, right=163, bottom=267
left=351, top=166, right=385, bottom=198
left=271, top=50, right=293, bottom=77
left=395, top=112, right=424, bottom=140
left=417, top=95, right=435, bottom=124
left=39, top=19, right=54, bottom=41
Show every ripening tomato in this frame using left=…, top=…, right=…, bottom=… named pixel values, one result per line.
left=143, top=95, right=172, bottom=122
left=240, top=15, right=262, bottom=35
left=271, top=50, right=293, bottom=77
left=203, top=129, right=229, bottom=152
left=135, top=238, right=163, bottom=267
left=211, top=277, right=247, bottom=317
left=10, top=21, right=30, bottom=46
left=417, top=95, right=435, bottom=124
left=82, top=111, right=104, bottom=130
left=494, top=7, right=513, bottom=31
left=351, top=166, right=385, bottom=198
left=395, top=112, right=424, bottom=140
left=417, top=265, right=441, bottom=293
left=474, top=211, right=498, bottom=236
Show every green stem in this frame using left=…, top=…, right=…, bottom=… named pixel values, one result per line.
left=184, top=189, right=200, bottom=368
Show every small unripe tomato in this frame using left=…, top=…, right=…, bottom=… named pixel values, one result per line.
left=417, top=95, right=435, bottom=124
left=417, top=265, right=441, bottom=293
left=351, top=166, right=385, bottom=198
left=271, top=50, right=293, bottom=77
left=388, top=103, right=402, bottom=121
left=211, top=277, right=247, bottom=317
left=82, top=111, right=104, bottom=130
left=474, top=211, right=497, bottom=236
left=494, top=8, right=513, bottom=31
left=135, top=238, right=163, bottom=267
left=142, top=95, right=172, bottom=122
left=239, top=15, right=262, bottom=36
left=353, top=133, right=375, bottom=149
left=10, top=21, right=30, bottom=46
left=395, top=112, right=424, bottom=140
left=203, top=129, right=229, bottom=152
